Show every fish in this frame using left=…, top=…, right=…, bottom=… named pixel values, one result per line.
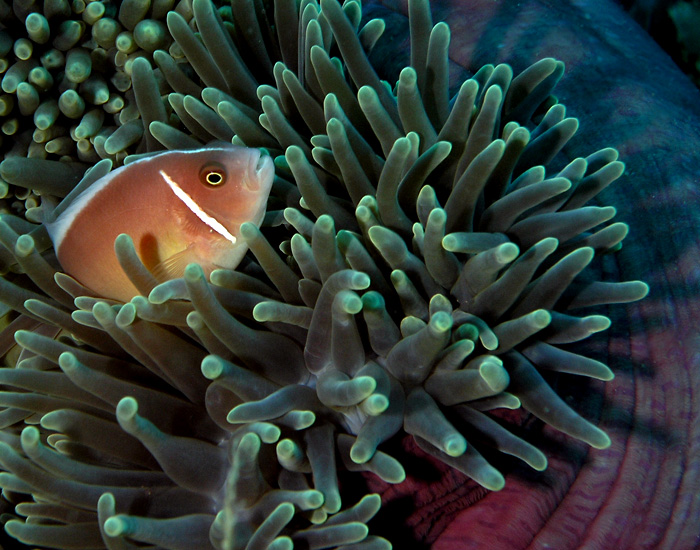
left=46, top=144, right=275, bottom=302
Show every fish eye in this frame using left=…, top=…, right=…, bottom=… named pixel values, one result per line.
left=200, top=163, right=227, bottom=187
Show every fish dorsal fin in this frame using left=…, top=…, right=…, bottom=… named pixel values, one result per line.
left=151, top=245, right=198, bottom=282
left=45, top=159, right=117, bottom=251
left=51, top=159, right=114, bottom=222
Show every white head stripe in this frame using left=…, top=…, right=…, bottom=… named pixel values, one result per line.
left=159, top=170, right=237, bottom=244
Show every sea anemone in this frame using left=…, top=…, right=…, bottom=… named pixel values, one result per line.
left=0, top=0, right=649, bottom=548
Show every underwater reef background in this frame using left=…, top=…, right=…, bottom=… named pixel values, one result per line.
left=0, top=0, right=698, bottom=549
left=617, top=0, right=700, bottom=87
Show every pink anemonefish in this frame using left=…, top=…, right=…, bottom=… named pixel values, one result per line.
left=46, top=144, right=274, bottom=302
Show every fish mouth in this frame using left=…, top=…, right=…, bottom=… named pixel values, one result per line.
left=246, top=150, right=275, bottom=190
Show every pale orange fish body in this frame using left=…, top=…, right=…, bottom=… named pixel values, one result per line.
left=47, top=144, right=274, bottom=301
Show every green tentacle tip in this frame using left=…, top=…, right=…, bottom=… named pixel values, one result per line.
left=349, top=440, right=372, bottom=464
left=631, top=281, right=650, bottom=300
left=148, top=284, right=173, bottom=304
left=452, top=322, right=478, bottom=342
left=399, top=65, right=418, bottom=86
left=361, top=291, right=384, bottom=310
left=184, top=262, right=205, bottom=282
left=531, top=451, right=548, bottom=472
left=316, top=214, right=335, bottom=230
left=98, top=492, right=116, bottom=511
left=352, top=272, right=371, bottom=289
left=238, top=432, right=262, bottom=456
left=481, top=468, right=506, bottom=491
left=20, top=426, right=40, bottom=448
left=276, top=438, right=297, bottom=459
left=13, top=330, right=28, bottom=347
left=443, top=435, right=467, bottom=457
left=285, top=145, right=304, bottom=163
left=57, top=351, right=78, bottom=371
left=378, top=456, right=406, bottom=484
left=70, top=310, right=95, bottom=327
left=529, top=309, right=552, bottom=328
left=201, top=355, right=224, bottom=379
left=252, top=302, right=271, bottom=321
left=14, top=234, right=35, bottom=257
left=326, top=117, right=344, bottom=136
left=430, top=311, right=453, bottom=333
left=283, top=410, right=316, bottom=430
left=3, top=521, right=27, bottom=542
left=283, top=207, right=304, bottom=224
left=358, top=493, right=382, bottom=513
left=186, top=311, right=205, bottom=330
left=355, top=205, right=373, bottom=223
left=362, top=393, right=389, bottom=415
left=269, top=538, right=293, bottom=550
left=115, top=302, right=137, bottom=327
left=114, top=233, right=133, bottom=248
left=427, top=207, right=447, bottom=225
left=354, top=375, right=377, bottom=396
left=367, top=225, right=394, bottom=248
left=92, top=301, right=116, bottom=323
left=22, top=299, right=44, bottom=316
left=339, top=291, right=363, bottom=313
left=495, top=242, right=520, bottom=263
left=103, top=515, right=131, bottom=537
left=589, top=428, right=612, bottom=450
left=272, top=501, right=295, bottom=520
left=302, top=489, right=325, bottom=509
left=25, top=13, right=50, bottom=43
left=227, top=405, right=247, bottom=424
left=338, top=523, right=370, bottom=543
left=588, top=315, right=612, bottom=332
left=116, top=396, right=139, bottom=421
left=439, top=234, right=475, bottom=252
left=239, top=221, right=261, bottom=240
left=480, top=360, right=509, bottom=392
left=253, top=423, right=281, bottom=443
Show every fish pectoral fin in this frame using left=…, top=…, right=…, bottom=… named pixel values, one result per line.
left=151, top=246, right=198, bottom=282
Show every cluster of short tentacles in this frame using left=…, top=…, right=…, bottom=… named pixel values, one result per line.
left=0, top=0, right=648, bottom=548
